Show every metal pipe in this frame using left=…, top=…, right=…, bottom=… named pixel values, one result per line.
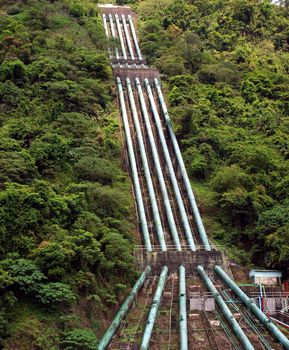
left=269, top=317, right=289, bottom=330
left=116, top=77, right=152, bottom=251
left=179, top=265, right=188, bottom=350
left=128, top=14, right=142, bottom=60
left=108, top=13, right=119, bottom=59
left=98, top=266, right=151, bottom=350
left=115, top=14, right=127, bottom=60
left=126, top=78, right=167, bottom=251
left=145, top=79, right=196, bottom=251
left=215, top=265, right=289, bottom=349
left=136, top=78, right=182, bottom=251
left=140, top=266, right=168, bottom=350
left=122, top=15, right=135, bottom=60
left=102, top=14, right=109, bottom=37
left=197, top=265, right=255, bottom=350
left=102, top=14, right=112, bottom=59
left=154, top=78, right=211, bottom=251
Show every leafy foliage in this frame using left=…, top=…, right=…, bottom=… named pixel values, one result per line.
left=60, top=328, right=98, bottom=350
left=137, top=0, right=289, bottom=271
left=0, top=0, right=135, bottom=347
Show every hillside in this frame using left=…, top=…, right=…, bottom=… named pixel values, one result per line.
left=0, top=1, right=136, bottom=348
left=1, top=0, right=289, bottom=349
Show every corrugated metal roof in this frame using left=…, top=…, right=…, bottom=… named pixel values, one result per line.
left=249, top=269, right=282, bottom=278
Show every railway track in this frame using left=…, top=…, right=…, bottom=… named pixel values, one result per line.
left=97, top=5, right=289, bottom=350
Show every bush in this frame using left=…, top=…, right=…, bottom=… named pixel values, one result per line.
left=60, top=329, right=98, bottom=350
left=37, top=282, right=76, bottom=305
left=0, top=151, right=38, bottom=184
left=7, top=6, right=22, bottom=15
left=10, top=259, right=46, bottom=293
left=0, top=60, right=27, bottom=85
left=74, top=156, right=119, bottom=185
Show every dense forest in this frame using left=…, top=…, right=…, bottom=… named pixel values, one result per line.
left=1, top=0, right=289, bottom=348
left=0, top=0, right=136, bottom=348
left=132, top=0, right=289, bottom=271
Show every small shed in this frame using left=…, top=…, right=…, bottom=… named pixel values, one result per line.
left=249, top=269, right=282, bottom=285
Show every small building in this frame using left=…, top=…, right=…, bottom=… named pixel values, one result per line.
left=249, top=269, right=282, bottom=286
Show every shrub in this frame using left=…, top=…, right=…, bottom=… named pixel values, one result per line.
left=0, top=60, right=27, bottom=85
left=74, top=156, right=119, bottom=185
left=60, top=329, right=98, bottom=350
left=36, top=282, right=76, bottom=305
left=10, top=259, right=46, bottom=293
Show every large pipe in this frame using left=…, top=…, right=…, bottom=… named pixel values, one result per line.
left=126, top=78, right=167, bottom=251
left=108, top=13, right=119, bottom=59
left=215, top=266, right=289, bottom=349
left=179, top=265, right=188, bottom=350
left=154, top=78, right=211, bottom=251
left=115, top=14, right=127, bottom=60
left=136, top=78, right=182, bottom=251
left=122, top=14, right=135, bottom=60
left=197, top=266, right=255, bottom=350
left=140, top=266, right=168, bottom=350
left=102, top=13, right=109, bottom=37
left=102, top=14, right=112, bottom=59
left=128, top=14, right=142, bottom=61
left=116, top=77, right=152, bottom=251
left=98, top=266, right=151, bottom=350
left=145, top=79, right=196, bottom=251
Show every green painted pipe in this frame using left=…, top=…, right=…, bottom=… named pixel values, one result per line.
left=121, top=14, right=134, bottom=60
left=117, top=77, right=152, bottom=251
left=197, top=265, right=254, bottom=350
left=215, top=265, right=289, bottom=349
left=136, top=78, right=181, bottom=251
left=140, top=266, right=168, bottom=350
left=102, top=14, right=112, bottom=59
left=154, top=78, right=211, bottom=251
left=179, top=265, right=188, bottom=350
left=108, top=13, right=119, bottom=59
left=115, top=14, right=127, bottom=60
left=128, top=15, right=142, bottom=60
left=126, top=78, right=167, bottom=251
left=145, top=78, right=196, bottom=251
left=98, top=266, right=151, bottom=350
